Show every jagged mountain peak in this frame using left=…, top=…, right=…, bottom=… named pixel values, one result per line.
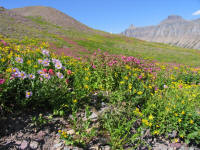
left=160, top=15, right=186, bottom=24
left=128, top=24, right=136, bottom=29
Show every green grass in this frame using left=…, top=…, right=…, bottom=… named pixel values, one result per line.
left=2, top=14, right=200, bottom=66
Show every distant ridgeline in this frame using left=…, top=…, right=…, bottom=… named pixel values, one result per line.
left=122, top=15, right=200, bottom=49
left=0, top=6, right=6, bottom=11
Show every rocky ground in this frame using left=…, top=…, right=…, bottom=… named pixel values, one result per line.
left=0, top=109, right=199, bottom=150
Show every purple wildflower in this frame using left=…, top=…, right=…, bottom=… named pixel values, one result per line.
left=26, top=91, right=32, bottom=98
left=42, top=49, right=49, bottom=56
left=18, top=71, right=27, bottom=79
left=43, top=73, right=51, bottom=79
left=42, top=59, right=50, bottom=66
left=12, top=68, right=19, bottom=73
left=16, top=57, right=23, bottom=63
left=12, top=71, right=20, bottom=78
left=39, top=77, right=43, bottom=81
left=56, top=72, right=64, bottom=79
left=163, top=85, right=168, bottom=89
left=38, top=59, right=43, bottom=64
left=55, top=62, right=62, bottom=69
left=62, top=66, right=66, bottom=70
left=52, top=58, right=61, bottom=64
left=28, top=74, right=35, bottom=79
left=37, top=70, right=45, bottom=76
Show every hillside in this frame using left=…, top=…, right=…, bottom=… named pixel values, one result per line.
left=11, top=6, right=92, bottom=32
left=1, top=6, right=200, bottom=66
left=122, top=15, right=200, bottom=49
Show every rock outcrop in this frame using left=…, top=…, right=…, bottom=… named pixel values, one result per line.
left=122, top=15, right=200, bottom=49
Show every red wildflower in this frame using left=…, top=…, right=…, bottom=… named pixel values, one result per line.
left=48, top=69, right=54, bottom=75
left=67, top=70, right=72, bottom=75
left=43, top=68, right=48, bottom=73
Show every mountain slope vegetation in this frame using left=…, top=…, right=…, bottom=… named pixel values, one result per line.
left=0, top=6, right=200, bottom=66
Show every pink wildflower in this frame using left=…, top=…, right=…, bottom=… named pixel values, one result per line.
left=0, top=79, right=5, bottom=84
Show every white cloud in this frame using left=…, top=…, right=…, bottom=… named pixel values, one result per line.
left=192, top=10, right=200, bottom=15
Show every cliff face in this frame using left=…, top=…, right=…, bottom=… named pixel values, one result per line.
left=122, top=15, right=200, bottom=49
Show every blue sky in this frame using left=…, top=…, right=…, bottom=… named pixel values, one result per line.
left=1, top=0, right=200, bottom=33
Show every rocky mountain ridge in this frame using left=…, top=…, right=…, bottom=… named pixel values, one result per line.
left=122, top=15, right=200, bottom=49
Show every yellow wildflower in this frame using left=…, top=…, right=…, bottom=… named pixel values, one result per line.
left=148, top=114, right=154, bottom=120
left=84, top=85, right=89, bottom=89
left=34, top=65, right=38, bottom=68
left=125, top=65, right=131, bottom=70
left=137, top=91, right=143, bottom=95
left=1, top=58, right=5, bottom=62
left=120, top=81, right=124, bottom=84
left=181, top=111, right=185, bottom=115
left=128, top=84, right=132, bottom=90
left=142, top=119, right=149, bottom=126
left=173, top=138, right=179, bottom=143
left=27, top=60, right=31, bottom=65
left=190, top=120, right=194, bottom=124
left=124, top=76, right=128, bottom=80
left=73, top=99, right=78, bottom=103
left=6, top=68, right=12, bottom=73
left=174, top=113, right=178, bottom=117
left=153, top=130, right=159, bottom=135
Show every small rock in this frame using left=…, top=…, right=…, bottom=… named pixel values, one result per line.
left=44, top=128, right=50, bottom=134
left=180, top=146, right=189, bottom=150
left=20, top=140, right=28, bottom=150
left=89, top=112, right=98, bottom=121
left=67, top=129, right=75, bottom=135
left=69, top=114, right=73, bottom=119
left=38, top=130, right=46, bottom=136
left=100, top=145, right=111, bottom=150
left=89, top=145, right=99, bottom=150
left=98, top=137, right=108, bottom=145
left=53, top=142, right=63, bottom=149
left=144, top=129, right=151, bottom=137
left=64, top=146, right=72, bottom=150
left=98, top=106, right=109, bottom=114
left=30, top=141, right=38, bottom=149
left=168, top=130, right=177, bottom=138
left=170, top=143, right=182, bottom=148
left=35, top=130, right=46, bottom=141
left=15, top=140, right=22, bottom=145
left=153, top=143, right=168, bottom=150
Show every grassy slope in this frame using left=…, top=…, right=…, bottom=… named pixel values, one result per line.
left=2, top=13, right=200, bottom=66
left=28, top=16, right=200, bottom=66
